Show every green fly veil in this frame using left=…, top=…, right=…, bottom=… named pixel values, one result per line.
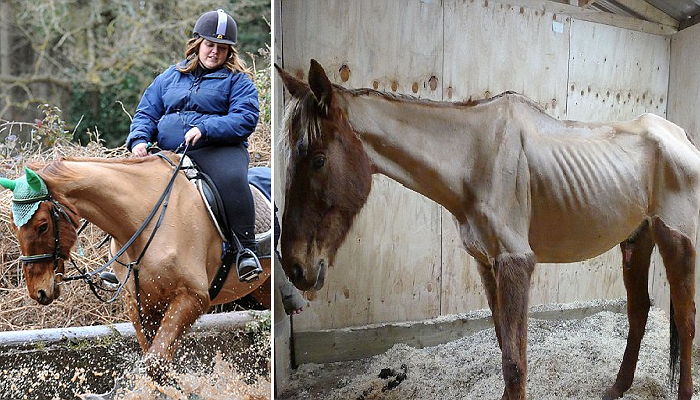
left=0, top=167, right=50, bottom=227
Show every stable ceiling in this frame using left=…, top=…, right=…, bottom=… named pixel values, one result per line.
left=569, top=0, right=700, bottom=31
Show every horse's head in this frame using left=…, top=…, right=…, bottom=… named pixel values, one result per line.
left=276, top=60, right=372, bottom=291
left=1, top=167, right=79, bottom=305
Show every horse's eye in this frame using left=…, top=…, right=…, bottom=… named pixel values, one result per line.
left=38, top=223, right=48, bottom=233
left=312, top=155, right=326, bottom=169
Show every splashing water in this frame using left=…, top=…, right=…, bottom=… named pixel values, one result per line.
left=114, top=354, right=270, bottom=400
left=0, top=329, right=270, bottom=400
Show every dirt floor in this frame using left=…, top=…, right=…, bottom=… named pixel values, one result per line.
left=280, top=307, right=700, bottom=400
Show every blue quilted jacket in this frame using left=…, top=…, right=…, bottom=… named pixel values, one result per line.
left=126, top=62, right=259, bottom=151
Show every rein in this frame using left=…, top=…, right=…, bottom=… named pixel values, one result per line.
left=18, top=145, right=190, bottom=316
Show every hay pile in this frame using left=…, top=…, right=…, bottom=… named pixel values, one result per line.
left=0, top=141, right=131, bottom=331
left=0, top=126, right=270, bottom=331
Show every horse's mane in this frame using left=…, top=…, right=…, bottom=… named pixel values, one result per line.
left=33, top=153, right=176, bottom=183
left=280, top=90, right=322, bottom=160
left=344, top=86, right=549, bottom=114
left=280, top=84, right=551, bottom=157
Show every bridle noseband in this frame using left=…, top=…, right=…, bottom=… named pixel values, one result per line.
left=16, top=194, right=78, bottom=276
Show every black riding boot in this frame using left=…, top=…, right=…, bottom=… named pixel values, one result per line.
left=236, top=245, right=262, bottom=282
left=222, top=232, right=262, bottom=282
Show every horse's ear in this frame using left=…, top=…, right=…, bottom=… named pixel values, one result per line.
left=0, top=177, right=16, bottom=191
left=275, top=63, right=309, bottom=99
left=308, top=59, right=333, bottom=111
left=24, top=167, right=43, bottom=192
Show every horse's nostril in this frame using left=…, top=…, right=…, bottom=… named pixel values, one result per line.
left=37, top=289, right=47, bottom=300
left=291, top=263, right=304, bottom=281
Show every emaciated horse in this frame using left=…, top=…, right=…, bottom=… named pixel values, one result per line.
left=1, top=154, right=271, bottom=390
left=277, top=60, right=699, bottom=400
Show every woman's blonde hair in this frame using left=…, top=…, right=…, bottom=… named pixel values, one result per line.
left=176, top=37, right=253, bottom=79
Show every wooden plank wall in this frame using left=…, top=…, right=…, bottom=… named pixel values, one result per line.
left=665, top=22, right=700, bottom=344
left=279, top=0, right=445, bottom=331
left=272, top=0, right=292, bottom=391
left=277, top=0, right=672, bottom=332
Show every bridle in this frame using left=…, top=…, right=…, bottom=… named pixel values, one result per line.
left=16, top=194, right=78, bottom=277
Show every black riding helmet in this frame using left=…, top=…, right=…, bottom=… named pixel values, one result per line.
left=193, top=9, right=237, bottom=45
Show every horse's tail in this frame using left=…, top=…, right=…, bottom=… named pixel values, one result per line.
left=668, top=299, right=680, bottom=387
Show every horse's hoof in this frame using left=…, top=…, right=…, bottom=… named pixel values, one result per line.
left=144, top=355, right=169, bottom=383
left=144, top=354, right=177, bottom=386
left=602, top=387, right=622, bottom=400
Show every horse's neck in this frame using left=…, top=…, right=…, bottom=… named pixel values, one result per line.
left=55, top=160, right=165, bottom=240
left=343, top=92, right=509, bottom=217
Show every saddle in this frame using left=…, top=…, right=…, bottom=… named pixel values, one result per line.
left=179, top=155, right=272, bottom=260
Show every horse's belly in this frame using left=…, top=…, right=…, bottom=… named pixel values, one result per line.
left=526, top=135, right=651, bottom=262
left=528, top=190, right=647, bottom=263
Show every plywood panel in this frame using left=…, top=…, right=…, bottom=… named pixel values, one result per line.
left=552, top=20, right=670, bottom=308
left=666, top=22, right=700, bottom=344
left=567, top=19, right=670, bottom=122
left=441, top=0, right=571, bottom=314
left=440, top=211, right=488, bottom=314
left=443, top=0, right=571, bottom=119
left=281, top=0, right=444, bottom=330
left=281, top=0, right=443, bottom=100
left=668, top=23, right=700, bottom=145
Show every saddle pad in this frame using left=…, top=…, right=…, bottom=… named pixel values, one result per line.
left=251, top=184, right=272, bottom=236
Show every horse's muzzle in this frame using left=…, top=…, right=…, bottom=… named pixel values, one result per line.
left=34, top=281, right=59, bottom=305
left=36, top=289, right=53, bottom=305
left=288, top=258, right=327, bottom=291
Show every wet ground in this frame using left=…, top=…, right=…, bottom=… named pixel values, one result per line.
left=0, top=316, right=270, bottom=400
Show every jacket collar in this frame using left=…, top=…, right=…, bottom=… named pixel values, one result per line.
left=177, top=60, right=231, bottom=79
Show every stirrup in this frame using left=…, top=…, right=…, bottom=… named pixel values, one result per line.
left=99, top=272, right=120, bottom=288
left=236, top=249, right=262, bottom=282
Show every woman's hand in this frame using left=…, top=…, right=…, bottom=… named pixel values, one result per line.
left=132, top=142, right=148, bottom=157
left=184, top=127, right=203, bottom=146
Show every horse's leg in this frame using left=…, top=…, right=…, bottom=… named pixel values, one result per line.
left=144, top=291, right=209, bottom=381
left=477, top=261, right=502, bottom=349
left=125, top=292, right=163, bottom=353
left=250, top=276, right=272, bottom=309
left=652, top=217, right=696, bottom=400
left=495, top=253, right=535, bottom=400
left=127, top=302, right=149, bottom=353
left=603, top=221, right=654, bottom=400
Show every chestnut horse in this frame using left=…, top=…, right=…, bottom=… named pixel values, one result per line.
left=2, top=154, right=271, bottom=391
left=277, top=60, right=699, bottom=400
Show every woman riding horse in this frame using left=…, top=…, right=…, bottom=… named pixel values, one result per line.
left=127, top=9, right=262, bottom=282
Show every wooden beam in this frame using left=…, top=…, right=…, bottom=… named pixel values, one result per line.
left=679, top=12, right=700, bottom=31
left=595, top=0, right=634, bottom=17
left=613, top=0, right=679, bottom=28
left=293, top=301, right=626, bottom=364
left=489, top=0, right=676, bottom=35
left=579, top=0, right=597, bottom=8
